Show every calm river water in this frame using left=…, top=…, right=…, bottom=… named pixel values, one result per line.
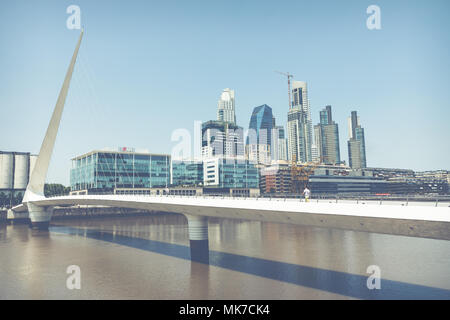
left=1, top=213, right=449, bottom=299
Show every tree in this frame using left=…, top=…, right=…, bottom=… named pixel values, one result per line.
left=12, top=192, right=23, bottom=206
left=44, top=184, right=71, bottom=197
left=0, top=192, right=7, bottom=208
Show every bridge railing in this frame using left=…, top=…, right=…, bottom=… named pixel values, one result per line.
left=44, top=192, right=450, bottom=208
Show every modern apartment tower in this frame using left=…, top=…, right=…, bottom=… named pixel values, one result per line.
left=347, top=111, right=367, bottom=168
left=246, top=104, right=273, bottom=165
left=314, top=105, right=341, bottom=165
left=217, top=88, right=236, bottom=125
left=287, top=81, right=313, bottom=163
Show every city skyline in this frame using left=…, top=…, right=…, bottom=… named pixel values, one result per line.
left=1, top=0, right=450, bottom=185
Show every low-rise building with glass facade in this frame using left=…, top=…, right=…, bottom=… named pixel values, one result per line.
left=203, top=157, right=259, bottom=189
left=70, top=148, right=170, bottom=194
left=171, top=160, right=204, bottom=187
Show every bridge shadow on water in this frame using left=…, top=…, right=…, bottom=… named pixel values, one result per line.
left=50, top=226, right=450, bottom=300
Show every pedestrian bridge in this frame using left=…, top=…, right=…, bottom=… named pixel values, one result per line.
left=12, top=194, right=450, bottom=241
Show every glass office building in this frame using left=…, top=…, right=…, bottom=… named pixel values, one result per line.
left=70, top=148, right=171, bottom=193
left=203, top=157, right=259, bottom=189
left=171, top=160, right=203, bottom=187
left=247, top=104, right=273, bottom=164
left=247, top=104, right=273, bottom=146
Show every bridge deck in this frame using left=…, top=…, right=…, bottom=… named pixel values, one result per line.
left=12, top=195, right=450, bottom=241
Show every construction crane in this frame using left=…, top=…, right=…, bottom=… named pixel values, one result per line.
left=274, top=71, right=294, bottom=109
left=275, top=70, right=320, bottom=194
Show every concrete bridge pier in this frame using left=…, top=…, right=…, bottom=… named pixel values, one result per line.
left=27, top=202, right=53, bottom=230
left=185, top=215, right=209, bottom=264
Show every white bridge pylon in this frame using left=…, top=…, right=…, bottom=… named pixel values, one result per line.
left=22, top=29, right=83, bottom=229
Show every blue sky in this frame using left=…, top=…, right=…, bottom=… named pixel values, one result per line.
left=1, top=0, right=449, bottom=185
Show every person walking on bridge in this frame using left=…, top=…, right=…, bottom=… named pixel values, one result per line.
left=303, top=186, right=311, bottom=202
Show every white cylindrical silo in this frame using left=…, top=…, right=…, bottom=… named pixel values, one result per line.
left=0, top=152, right=14, bottom=189
left=14, top=153, right=29, bottom=189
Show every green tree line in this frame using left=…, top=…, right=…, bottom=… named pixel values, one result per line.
left=0, top=184, right=70, bottom=208
left=44, top=184, right=71, bottom=197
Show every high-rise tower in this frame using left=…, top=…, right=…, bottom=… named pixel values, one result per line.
left=347, top=111, right=367, bottom=168
left=247, top=104, right=273, bottom=165
left=217, top=88, right=236, bottom=125
left=271, top=125, right=288, bottom=162
left=287, top=81, right=313, bottom=162
left=314, top=105, right=341, bottom=165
